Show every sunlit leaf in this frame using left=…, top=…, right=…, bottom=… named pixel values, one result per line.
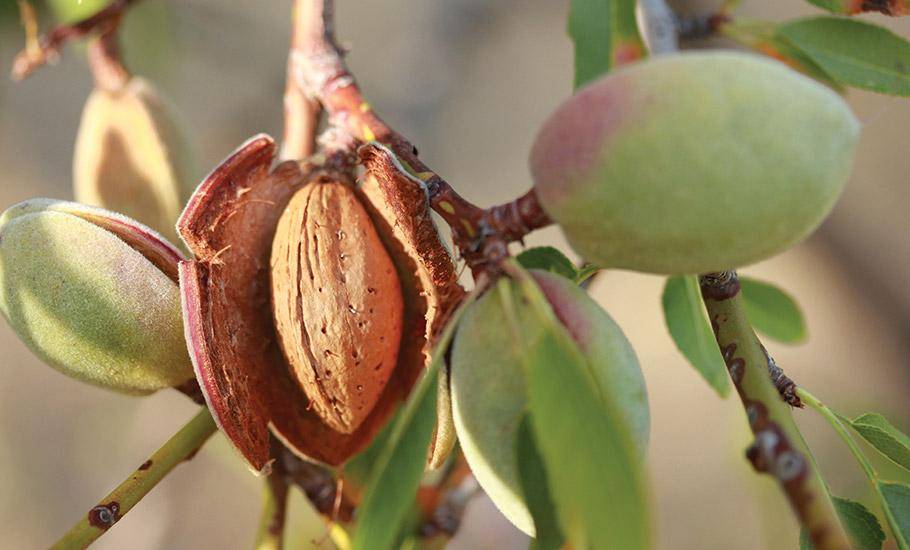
left=851, top=413, right=910, bottom=473
left=352, top=290, right=480, bottom=550
left=879, top=482, right=910, bottom=549
left=662, top=276, right=730, bottom=397
left=740, top=277, right=807, bottom=344
left=516, top=416, right=564, bottom=550
left=779, top=17, right=910, bottom=96
left=568, top=0, right=645, bottom=89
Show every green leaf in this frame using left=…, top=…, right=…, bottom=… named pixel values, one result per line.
left=804, top=0, right=848, bottom=13
left=517, top=247, right=578, bottom=280
left=778, top=17, right=910, bottom=96
left=740, top=277, right=807, bottom=344
left=662, top=276, right=731, bottom=397
left=879, top=482, right=910, bottom=548
left=568, top=0, right=644, bottom=89
left=516, top=416, right=564, bottom=550
left=352, top=290, right=480, bottom=550
left=575, top=263, right=601, bottom=284
left=507, top=273, right=650, bottom=549
left=850, top=413, right=910, bottom=473
left=799, top=496, right=885, bottom=550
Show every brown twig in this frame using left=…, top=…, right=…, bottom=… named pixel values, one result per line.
left=11, top=0, right=139, bottom=82
left=289, top=0, right=552, bottom=277
left=280, top=0, right=323, bottom=160
left=700, top=272, right=849, bottom=550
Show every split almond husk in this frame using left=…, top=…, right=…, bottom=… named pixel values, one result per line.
left=178, top=135, right=462, bottom=471
left=74, top=77, right=195, bottom=244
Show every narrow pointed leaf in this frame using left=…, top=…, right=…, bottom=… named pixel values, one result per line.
left=740, top=277, right=807, bottom=344
left=516, top=416, right=564, bottom=550
left=878, top=482, right=910, bottom=549
left=804, top=0, right=910, bottom=16
left=352, top=288, right=480, bottom=550
left=662, top=276, right=730, bottom=397
left=799, top=496, right=885, bottom=550
left=850, top=413, right=910, bottom=473
left=778, top=17, right=910, bottom=96
left=509, top=274, right=650, bottom=549
left=569, top=0, right=645, bottom=89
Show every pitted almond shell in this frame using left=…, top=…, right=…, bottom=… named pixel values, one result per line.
left=178, top=135, right=462, bottom=470
left=0, top=199, right=191, bottom=394
left=270, top=180, right=404, bottom=434
left=74, top=77, right=196, bottom=244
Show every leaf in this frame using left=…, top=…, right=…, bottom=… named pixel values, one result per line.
left=740, top=277, right=807, bottom=344
left=662, top=276, right=730, bottom=397
left=517, top=247, right=578, bottom=280
left=352, top=289, right=480, bottom=550
left=575, top=263, right=601, bottom=284
left=879, top=482, right=910, bottom=549
left=719, top=19, right=843, bottom=90
left=568, top=0, right=645, bottom=89
left=507, top=273, right=651, bottom=549
left=850, top=413, right=910, bottom=473
left=516, top=416, right=564, bottom=550
left=778, top=17, right=910, bottom=96
left=799, top=496, right=885, bottom=550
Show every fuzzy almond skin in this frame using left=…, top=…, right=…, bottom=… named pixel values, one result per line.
left=0, top=201, right=192, bottom=394
left=450, top=271, right=648, bottom=536
left=74, top=77, right=195, bottom=244
left=270, top=181, right=404, bottom=435
left=530, top=51, right=860, bottom=274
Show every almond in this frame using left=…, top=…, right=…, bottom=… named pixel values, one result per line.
left=270, top=179, right=404, bottom=434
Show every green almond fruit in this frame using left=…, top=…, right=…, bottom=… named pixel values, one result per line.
left=74, top=77, right=196, bottom=244
left=530, top=51, right=860, bottom=275
left=450, top=270, right=649, bottom=535
left=0, top=199, right=192, bottom=394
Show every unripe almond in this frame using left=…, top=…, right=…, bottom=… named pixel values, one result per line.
left=0, top=199, right=192, bottom=394
left=530, top=51, right=859, bottom=274
left=74, top=77, right=195, bottom=244
left=270, top=180, right=404, bottom=434
left=451, top=270, right=649, bottom=535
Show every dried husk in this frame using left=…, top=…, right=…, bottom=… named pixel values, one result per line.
left=356, top=143, right=465, bottom=468
left=74, top=77, right=195, bottom=244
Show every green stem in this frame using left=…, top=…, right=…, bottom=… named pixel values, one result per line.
left=797, top=388, right=877, bottom=481
left=699, top=272, right=850, bottom=550
left=51, top=407, right=217, bottom=549
left=253, top=474, right=289, bottom=550
left=798, top=387, right=907, bottom=549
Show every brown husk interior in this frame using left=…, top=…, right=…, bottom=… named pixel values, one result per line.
left=178, top=136, right=463, bottom=471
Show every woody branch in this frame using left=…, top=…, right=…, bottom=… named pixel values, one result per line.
left=286, top=0, right=552, bottom=276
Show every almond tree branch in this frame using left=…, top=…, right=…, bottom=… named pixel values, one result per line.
left=289, top=0, right=552, bottom=276
left=700, top=272, right=849, bottom=550
left=280, top=0, right=323, bottom=161
left=253, top=452, right=291, bottom=550
left=11, top=0, right=139, bottom=82
left=50, top=407, right=217, bottom=549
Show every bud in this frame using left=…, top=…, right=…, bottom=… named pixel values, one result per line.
left=0, top=199, right=193, bottom=394
left=450, top=269, right=649, bottom=535
left=74, top=77, right=195, bottom=243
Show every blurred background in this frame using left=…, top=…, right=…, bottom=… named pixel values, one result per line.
left=0, top=0, right=909, bottom=548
